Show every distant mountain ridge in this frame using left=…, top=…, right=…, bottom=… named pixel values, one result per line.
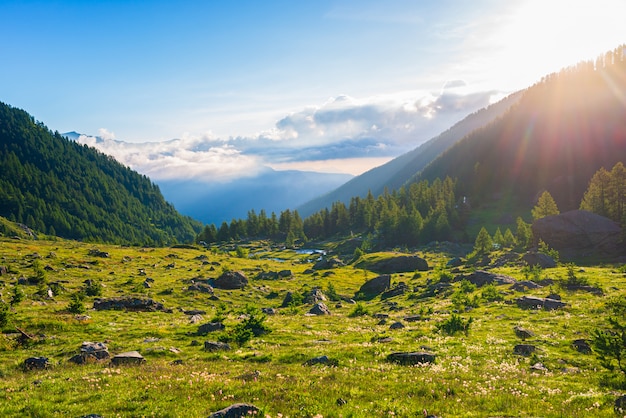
left=297, top=92, right=522, bottom=217
left=0, top=102, right=202, bottom=244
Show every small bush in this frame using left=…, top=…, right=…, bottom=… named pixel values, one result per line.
left=220, top=305, right=270, bottom=346
left=0, top=302, right=11, bottom=328
left=84, top=280, right=103, bottom=297
left=10, top=285, right=25, bottom=306
left=348, top=302, right=369, bottom=317
left=67, top=293, right=86, bottom=314
left=326, top=282, right=340, bottom=302
left=560, top=263, right=590, bottom=288
left=481, top=283, right=504, bottom=302
left=436, top=314, right=473, bottom=336
left=459, top=279, right=477, bottom=293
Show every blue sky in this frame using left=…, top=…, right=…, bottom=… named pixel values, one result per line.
left=2, top=0, right=625, bottom=179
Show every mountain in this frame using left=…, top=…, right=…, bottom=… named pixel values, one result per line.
left=413, top=51, right=626, bottom=214
left=297, top=92, right=522, bottom=217
left=0, top=102, right=202, bottom=244
left=158, top=169, right=352, bottom=225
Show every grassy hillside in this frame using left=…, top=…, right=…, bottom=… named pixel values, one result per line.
left=0, top=102, right=202, bottom=244
left=414, top=53, right=626, bottom=214
left=0, top=235, right=624, bottom=417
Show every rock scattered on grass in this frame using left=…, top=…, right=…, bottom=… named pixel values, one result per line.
left=208, top=403, right=259, bottom=418
left=387, top=352, right=435, bottom=365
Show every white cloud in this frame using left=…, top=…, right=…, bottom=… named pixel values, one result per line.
left=76, top=85, right=500, bottom=182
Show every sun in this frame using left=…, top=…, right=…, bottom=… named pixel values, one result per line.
left=487, top=0, right=626, bottom=90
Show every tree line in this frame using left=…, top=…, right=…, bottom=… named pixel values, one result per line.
left=196, top=177, right=460, bottom=248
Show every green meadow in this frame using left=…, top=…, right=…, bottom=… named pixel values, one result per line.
left=0, top=237, right=624, bottom=417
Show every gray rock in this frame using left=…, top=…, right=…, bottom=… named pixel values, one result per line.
left=197, top=322, right=225, bottom=335
left=356, top=274, right=391, bottom=297
left=213, top=271, right=248, bottom=290
left=366, top=255, right=429, bottom=274
left=308, top=302, right=331, bottom=315
left=313, top=257, right=345, bottom=270
left=304, top=287, right=327, bottom=304
left=516, top=295, right=566, bottom=310
left=615, top=395, right=626, bottom=414
left=23, top=357, right=50, bottom=371
left=188, top=282, right=214, bottom=293
left=208, top=403, right=260, bottom=418
left=455, top=270, right=516, bottom=287
left=303, top=355, right=337, bottom=366
left=381, top=282, right=409, bottom=299
left=522, top=252, right=557, bottom=268
left=513, top=344, right=536, bottom=356
left=510, top=280, right=542, bottom=292
left=532, top=210, right=623, bottom=261
left=204, top=341, right=231, bottom=352
left=110, top=351, right=145, bottom=366
left=69, top=342, right=110, bottom=364
left=387, top=352, right=435, bottom=365
left=514, top=326, right=534, bottom=340
left=93, top=297, right=168, bottom=312
left=572, top=339, right=591, bottom=354
left=389, top=321, right=405, bottom=330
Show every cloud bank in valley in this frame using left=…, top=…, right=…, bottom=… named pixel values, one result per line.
left=76, top=84, right=500, bottom=182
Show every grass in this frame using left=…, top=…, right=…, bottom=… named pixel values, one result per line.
left=0, top=237, right=624, bottom=417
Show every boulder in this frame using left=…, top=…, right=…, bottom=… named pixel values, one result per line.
left=510, top=280, right=542, bottom=292
left=572, top=339, right=592, bottom=354
left=356, top=274, right=391, bottom=297
left=389, top=321, right=405, bottom=330
left=313, top=257, right=345, bottom=270
left=302, top=355, right=338, bottom=366
left=110, top=351, right=145, bottom=366
left=522, top=252, right=557, bottom=268
left=532, top=210, right=623, bottom=260
left=387, top=352, right=435, bottom=365
left=208, top=403, right=259, bottom=418
left=304, top=287, right=327, bottom=304
left=616, top=395, right=626, bottom=414
left=93, top=297, right=168, bottom=312
left=213, top=271, right=248, bottom=290
left=513, top=326, right=534, bottom=340
left=516, top=295, right=567, bottom=310
left=455, top=270, right=516, bottom=287
left=188, top=282, right=214, bottom=293
left=308, top=302, right=331, bottom=315
left=197, top=322, right=225, bottom=335
left=281, top=291, right=296, bottom=308
left=366, top=255, right=428, bottom=274
left=513, top=344, right=536, bottom=356
left=204, top=341, right=231, bottom=352
left=23, top=357, right=50, bottom=371
left=69, top=342, right=110, bottom=364
left=381, top=282, right=409, bottom=299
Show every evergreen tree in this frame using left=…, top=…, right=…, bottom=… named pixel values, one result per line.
left=492, top=227, right=504, bottom=247
left=532, top=191, right=560, bottom=220
left=474, top=227, right=493, bottom=254
left=515, top=217, right=532, bottom=249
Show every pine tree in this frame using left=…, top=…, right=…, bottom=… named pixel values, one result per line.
left=474, top=227, right=493, bottom=254
left=531, top=191, right=559, bottom=220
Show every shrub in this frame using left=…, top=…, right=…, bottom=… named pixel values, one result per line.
left=0, top=302, right=11, bottom=328
left=436, top=314, right=473, bottom=336
left=592, top=296, right=626, bottom=376
left=538, top=239, right=560, bottom=263
left=522, top=264, right=543, bottom=282
left=560, top=263, right=590, bottom=288
left=481, top=283, right=504, bottom=302
left=326, top=282, right=340, bottom=302
left=10, top=285, right=25, bottom=306
left=348, top=302, right=369, bottom=317
left=67, top=293, right=86, bottom=314
left=459, top=279, right=477, bottom=293
left=220, top=305, right=270, bottom=346
left=235, top=246, right=249, bottom=258
left=84, top=280, right=103, bottom=297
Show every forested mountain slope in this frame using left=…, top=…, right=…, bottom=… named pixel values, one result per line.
left=0, top=102, right=201, bottom=244
left=414, top=48, right=626, bottom=212
left=297, top=92, right=522, bottom=217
